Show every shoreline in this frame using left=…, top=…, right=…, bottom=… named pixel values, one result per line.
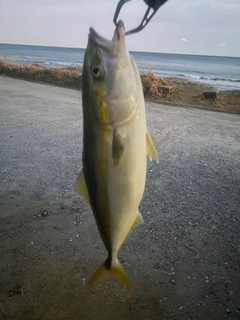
left=0, top=59, right=239, bottom=114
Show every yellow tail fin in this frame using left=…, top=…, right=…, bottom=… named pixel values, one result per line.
left=86, top=260, right=133, bottom=294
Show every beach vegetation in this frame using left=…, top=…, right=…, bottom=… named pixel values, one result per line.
left=0, top=58, right=239, bottom=114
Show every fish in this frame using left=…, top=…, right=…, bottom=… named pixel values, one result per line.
left=75, top=20, right=158, bottom=293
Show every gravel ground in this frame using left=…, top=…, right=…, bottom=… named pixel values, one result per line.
left=0, top=76, right=240, bottom=320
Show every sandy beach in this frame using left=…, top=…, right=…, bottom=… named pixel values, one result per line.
left=0, top=76, right=240, bottom=320
left=0, top=59, right=240, bottom=115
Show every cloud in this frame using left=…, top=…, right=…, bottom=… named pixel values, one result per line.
left=219, top=41, right=227, bottom=47
left=0, top=0, right=239, bottom=56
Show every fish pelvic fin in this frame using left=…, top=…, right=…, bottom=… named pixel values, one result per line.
left=86, top=259, right=133, bottom=294
left=146, top=131, right=159, bottom=164
left=74, top=169, right=91, bottom=205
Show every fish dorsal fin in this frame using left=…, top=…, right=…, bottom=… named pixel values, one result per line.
left=74, top=169, right=91, bottom=205
left=112, top=130, right=126, bottom=167
left=146, top=131, right=159, bottom=164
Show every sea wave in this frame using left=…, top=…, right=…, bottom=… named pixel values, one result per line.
left=210, top=78, right=240, bottom=83
left=175, top=73, right=240, bottom=83
left=43, top=61, right=82, bottom=67
left=1, top=43, right=239, bottom=90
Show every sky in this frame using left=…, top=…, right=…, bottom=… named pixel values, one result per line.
left=0, top=0, right=239, bottom=56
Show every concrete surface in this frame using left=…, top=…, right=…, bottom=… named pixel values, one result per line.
left=0, top=76, right=240, bottom=320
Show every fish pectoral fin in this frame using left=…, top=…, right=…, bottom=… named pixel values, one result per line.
left=86, top=259, right=133, bottom=294
left=74, top=169, right=91, bottom=205
left=146, top=131, right=159, bottom=164
left=112, top=130, right=126, bottom=167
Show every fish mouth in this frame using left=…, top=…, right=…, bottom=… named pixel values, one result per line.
left=89, top=27, right=109, bottom=45
left=112, top=20, right=125, bottom=42
left=88, top=20, right=125, bottom=55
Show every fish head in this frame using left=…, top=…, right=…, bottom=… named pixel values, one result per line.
left=82, top=20, right=142, bottom=127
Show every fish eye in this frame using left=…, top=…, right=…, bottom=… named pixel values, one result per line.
left=93, top=67, right=99, bottom=74
left=91, top=65, right=104, bottom=79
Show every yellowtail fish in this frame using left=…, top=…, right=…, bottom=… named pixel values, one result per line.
left=75, top=20, right=158, bottom=293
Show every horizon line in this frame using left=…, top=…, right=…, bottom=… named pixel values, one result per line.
left=0, top=42, right=239, bottom=59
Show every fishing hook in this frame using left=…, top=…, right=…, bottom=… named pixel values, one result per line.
left=113, top=0, right=169, bottom=35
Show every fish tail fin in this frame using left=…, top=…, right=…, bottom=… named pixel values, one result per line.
left=111, top=260, right=133, bottom=294
left=86, top=259, right=133, bottom=294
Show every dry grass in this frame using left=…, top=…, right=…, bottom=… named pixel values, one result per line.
left=0, top=58, right=82, bottom=89
left=0, top=59, right=239, bottom=114
left=140, top=69, right=175, bottom=99
left=0, top=59, right=174, bottom=98
left=163, top=78, right=240, bottom=114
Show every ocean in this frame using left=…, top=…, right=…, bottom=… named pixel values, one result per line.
left=0, top=43, right=240, bottom=90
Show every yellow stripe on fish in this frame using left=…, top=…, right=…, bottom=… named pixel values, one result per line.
left=95, top=84, right=110, bottom=135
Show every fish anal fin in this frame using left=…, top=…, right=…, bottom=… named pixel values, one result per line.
left=112, top=130, right=126, bottom=167
left=146, top=131, right=159, bottom=164
left=124, top=211, right=143, bottom=242
left=74, top=169, right=91, bottom=205
left=86, top=259, right=133, bottom=294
